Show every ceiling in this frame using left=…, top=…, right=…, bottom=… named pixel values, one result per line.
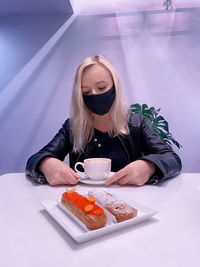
left=0, top=0, right=200, bottom=16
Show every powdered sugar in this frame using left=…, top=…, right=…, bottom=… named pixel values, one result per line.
left=88, top=189, right=135, bottom=216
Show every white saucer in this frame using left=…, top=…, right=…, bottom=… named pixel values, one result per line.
left=78, top=172, right=115, bottom=185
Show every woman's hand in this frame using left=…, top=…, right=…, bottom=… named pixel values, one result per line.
left=104, top=160, right=156, bottom=186
left=39, top=157, right=80, bottom=186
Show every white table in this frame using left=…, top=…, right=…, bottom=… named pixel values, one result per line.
left=0, top=173, right=200, bottom=267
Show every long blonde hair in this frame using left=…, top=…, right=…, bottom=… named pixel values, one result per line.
left=70, top=55, right=129, bottom=152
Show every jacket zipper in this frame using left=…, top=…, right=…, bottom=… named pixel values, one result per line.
left=117, top=136, right=131, bottom=163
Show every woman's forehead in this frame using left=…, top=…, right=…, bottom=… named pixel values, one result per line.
left=82, top=64, right=112, bottom=82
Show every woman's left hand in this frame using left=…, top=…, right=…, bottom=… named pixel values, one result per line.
left=104, top=160, right=156, bottom=186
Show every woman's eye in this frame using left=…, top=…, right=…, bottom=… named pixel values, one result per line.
left=82, top=91, right=89, bottom=95
left=99, top=87, right=106, bottom=90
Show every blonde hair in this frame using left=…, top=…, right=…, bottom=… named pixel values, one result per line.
left=70, top=55, right=129, bottom=152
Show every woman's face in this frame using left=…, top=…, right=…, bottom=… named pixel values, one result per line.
left=81, top=64, right=113, bottom=95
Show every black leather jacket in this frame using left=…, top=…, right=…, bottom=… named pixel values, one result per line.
left=25, top=113, right=182, bottom=184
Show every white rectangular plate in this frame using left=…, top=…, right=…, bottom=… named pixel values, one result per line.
left=41, top=192, right=157, bottom=244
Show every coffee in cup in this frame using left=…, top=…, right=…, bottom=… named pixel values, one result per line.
left=74, top=158, right=111, bottom=181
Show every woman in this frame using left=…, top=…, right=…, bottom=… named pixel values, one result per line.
left=26, top=55, right=182, bottom=186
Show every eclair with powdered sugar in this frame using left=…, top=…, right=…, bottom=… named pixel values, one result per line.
left=88, top=190, right=137, bottom=222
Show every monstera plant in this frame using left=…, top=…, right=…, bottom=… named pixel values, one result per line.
left=130, top=103, right=182, bottom=149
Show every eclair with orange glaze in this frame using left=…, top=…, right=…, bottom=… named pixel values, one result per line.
left=61, top=191, right=107, bottom=229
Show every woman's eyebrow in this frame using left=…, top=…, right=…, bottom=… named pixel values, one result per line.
left=96, top=81, right=107, bottom=84
left=81, top=81, right=107, bottom=88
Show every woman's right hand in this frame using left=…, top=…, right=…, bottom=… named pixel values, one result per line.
left=39, top=157, right=80, bottom=186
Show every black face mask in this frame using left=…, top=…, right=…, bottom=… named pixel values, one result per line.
left=82, top=85, right=116, bottom=115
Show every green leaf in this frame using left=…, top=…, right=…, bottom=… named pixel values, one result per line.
left=166, top=132, right=182, bottom=148
left=153, top=116, right=169, bottom=132
left=142, top=104, right=149, bottom=110
left=130, top=103, right=141, bottom=114
left=141, top=104, right=154, bottom=121
left=130, top=103, right=182, bottom=149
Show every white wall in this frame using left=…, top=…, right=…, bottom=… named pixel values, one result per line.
left=113, top=8, right=200, bottom=172
left=0, top=14, right=72, bottom=91
left=0, top=15, right=101, bottom=174
left=0, top=0, right=73, bottom=15
left=0, top=2, right=200, bottom=174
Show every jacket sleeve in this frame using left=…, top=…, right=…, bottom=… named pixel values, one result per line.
left=139, top=115, right=182, bottom=184
left=25, top=119, right=72, bottom=184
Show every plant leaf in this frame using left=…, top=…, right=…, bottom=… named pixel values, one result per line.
left=130, top=103, right=182, bottom=149
left=153, top=116, right=169, bottom=132
left=130, top=103, right=141, bottom=114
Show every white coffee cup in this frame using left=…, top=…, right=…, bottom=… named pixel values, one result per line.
left=74, top=158, right=111, bottom=181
